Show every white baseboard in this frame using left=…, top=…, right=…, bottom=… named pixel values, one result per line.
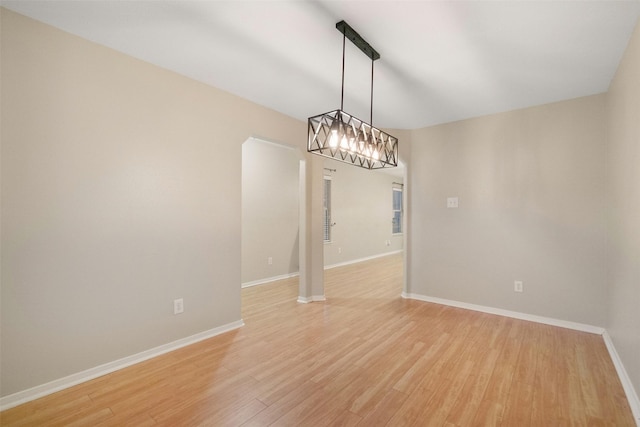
left=0, top=320, right=245, bottom=411
left=401, top=292, right=604, bottom=335
left=242, top=272, right=299, bottom=288
left=602, top=330, right=640, bottom=425
left=297, top=295, right=326, bottom=304
left=324, top=250, right=403, bottom=270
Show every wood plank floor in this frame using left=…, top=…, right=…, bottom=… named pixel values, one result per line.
left=1, top=254, right=635, bottom=426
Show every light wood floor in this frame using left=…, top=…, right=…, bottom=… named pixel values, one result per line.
left=1, top=254, right=635, bottom=426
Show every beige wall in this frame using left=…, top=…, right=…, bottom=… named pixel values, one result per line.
left=408, top=95, right=608, bottom=326
left=323, top=158, right=403, bottom=267
left=606, top=18, right=640, bottom=401
left=241, top=139, right=300, bottom=284
left=0, top=9, right=325, bottom=397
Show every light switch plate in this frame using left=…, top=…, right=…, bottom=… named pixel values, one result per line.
left=514, top=281, right=524, bottom=293
left=174, top=298, right=184, bottom=314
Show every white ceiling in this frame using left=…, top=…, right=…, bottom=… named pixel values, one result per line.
left=3, top=1, right=640, bottom=130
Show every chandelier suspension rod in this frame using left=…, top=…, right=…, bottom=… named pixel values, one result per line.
left=370, top=58, right=374, bottom=125
left=341, top=33, right=346, bottom=111
left=335, top=21, right=380, bottom=126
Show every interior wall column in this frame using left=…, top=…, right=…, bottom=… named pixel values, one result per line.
left=298, top=154, right=324, bottom=302
left=310, top=155, right=325, bottom=300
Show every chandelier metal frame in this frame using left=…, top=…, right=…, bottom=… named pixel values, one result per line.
left=307, top=21, right=398, bottom=170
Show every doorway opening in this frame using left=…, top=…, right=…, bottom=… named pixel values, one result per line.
left=322, top=158, right=407, bottom=300
left=240, top=137, right=306, bottom=313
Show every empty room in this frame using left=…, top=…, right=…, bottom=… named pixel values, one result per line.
left=1, top=1, right=639, bottom=426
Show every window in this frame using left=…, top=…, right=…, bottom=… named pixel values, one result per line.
left=392, top=187, right=403, bottom=234
left=323, top=176, right=332, bottom=242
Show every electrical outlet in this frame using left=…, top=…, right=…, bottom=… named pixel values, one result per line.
left=174, top=298, right=184, bottom=314
left=267, top=257, right=273, bottom=265
left=514, top=281, right=524, bottom=293
left=338, top=247, right=342, bottom=254
left=447, top=197, right=459, bottom=208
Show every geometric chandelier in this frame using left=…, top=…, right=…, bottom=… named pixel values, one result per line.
left=308, top=21, right=398, bottom=170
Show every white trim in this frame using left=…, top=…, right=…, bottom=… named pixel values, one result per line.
left=323, top=175, right=332, bottom=243
left=324, top=250, right=403, bottom=270
left=297, top=295, right=326, bottom=304
left=247, top=136, right=298, bottom=152
left=242, top=272, right=299, bottom=288
left=401, top=292, right=604, bottom=335
left=392, top=186, right=403, bottom=234
left=0, top=320, right=244, bottom=411
left=602, top=330, right=640, bottom=425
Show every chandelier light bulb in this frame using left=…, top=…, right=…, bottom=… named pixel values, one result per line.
left=340, top=134, right=349, bottom=150
left=329, top=130, right=339, bottom=148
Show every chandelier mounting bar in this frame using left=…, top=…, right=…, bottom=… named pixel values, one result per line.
left=335, top=20, right=380, bottom=61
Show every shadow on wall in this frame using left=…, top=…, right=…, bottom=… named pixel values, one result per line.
left=290, top=231, right=300, bottom=276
